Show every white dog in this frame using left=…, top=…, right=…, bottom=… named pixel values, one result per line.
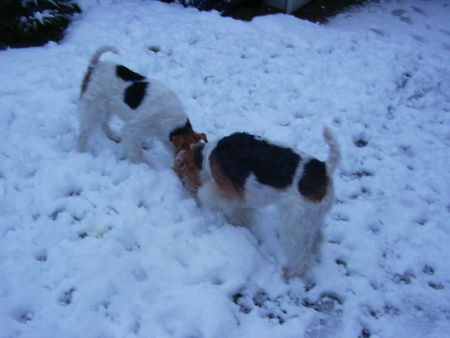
left=173, top=128, right=340, bottom=278
left=77, top=46, right=206, bottom=163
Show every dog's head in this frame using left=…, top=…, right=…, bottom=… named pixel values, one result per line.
left=171, top=130, right=207, bottom=154
left=173, top=142, right=205, bottom=195
left=169, top=119, right=207, bottom=154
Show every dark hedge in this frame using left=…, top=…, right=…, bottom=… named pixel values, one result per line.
left=0, top=0, right=81, bottom=49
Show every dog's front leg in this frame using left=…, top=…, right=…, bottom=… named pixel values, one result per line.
left=229, top=207, right=255, bottom=227
left=122, top=125, right=145, bottom=164
left=197, top=180, right=235, bottom=210
left=125, top=140, right=145, bottom=163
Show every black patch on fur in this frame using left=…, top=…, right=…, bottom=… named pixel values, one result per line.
left=116, top=65, right=146, bottom=81
left=124, top=82, right=148, bottom=109
left=298, top=159, right=328, bottom=202
left=193, top=144, right=205, bottom=170
left=169, top=119, right=193, bottom=141
left=211, top=132, right=301, bottom=189
left=80, top=66, right=93, bottom=95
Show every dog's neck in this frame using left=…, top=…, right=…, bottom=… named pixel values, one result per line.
left=173, top=143, right=206, bottom=195
left=192, top=143, right=205, bottom=170
left=169, top=119, right=192, bottom=142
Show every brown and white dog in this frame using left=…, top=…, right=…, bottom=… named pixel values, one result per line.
left=174, top=128, right=340, bottom=278
left=77, top=46, right=206, bottom=163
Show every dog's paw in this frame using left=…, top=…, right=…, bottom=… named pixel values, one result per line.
left=108, top=135, right=122, bottom=143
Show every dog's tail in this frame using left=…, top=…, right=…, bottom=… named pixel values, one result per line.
left=80, top=46, right=119, bottom=96
left=88, top=45, right=119, bottom=68
left=323, top=127, right=340, bottom=173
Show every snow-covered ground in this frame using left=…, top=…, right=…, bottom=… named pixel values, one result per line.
left=1, top=0, right=449, bottom=337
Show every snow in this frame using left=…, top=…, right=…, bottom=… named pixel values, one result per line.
left=1, top=0, right=449, bottom=337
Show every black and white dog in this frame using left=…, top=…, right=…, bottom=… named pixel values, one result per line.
left=174, top=128, right=340, bottom=278
left=77, top=46, right=206, bottom=163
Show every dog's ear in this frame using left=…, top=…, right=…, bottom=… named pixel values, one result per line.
left=175, top=158, right=183, bottom=167
left=175, top=150, right=188, bottom=167
left=194, top=132, right=208, bottom=143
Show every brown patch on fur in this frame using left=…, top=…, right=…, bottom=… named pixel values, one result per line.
left=171, top=131, right=207, bottom=154
left=209, top=153, right=244, bottom=200
left=173, top=146, right=202, bottom=195
left=299, top=179, right=327, bottom=202
left=173, top=145, right=244, bottom=200
left=298, top=159, right=328, bottom=203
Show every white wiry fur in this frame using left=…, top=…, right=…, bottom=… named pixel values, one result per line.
left=176, top=128, right=340, bottom=279
left=77, top=46, right=190, bottom=163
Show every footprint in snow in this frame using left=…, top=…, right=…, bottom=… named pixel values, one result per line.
left=59, top=287, right=76, bottom=306
left=15, top=309, right=34, bottom=323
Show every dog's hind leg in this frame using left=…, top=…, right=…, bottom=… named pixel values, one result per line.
left=77, top=99, right=105, bottom=153
left=102, top=122, right=121, bottom=143
left=278, top=201, right=320, bottom=278
left=311, top=229, right=324, bottom=263
left=77, top=128, right=92, bottom=152
left=77, top=113, right=97, bottom=152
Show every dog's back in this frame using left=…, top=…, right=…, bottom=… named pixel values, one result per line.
left=80, top=47, right=186, bottom=126
left=205, top=130, right=339, bottom=209
left=80, top=46, right=149, bottom=109
left=211, top=132, right=301, bottom=190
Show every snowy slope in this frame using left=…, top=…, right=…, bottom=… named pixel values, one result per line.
left=1, top=0, right=449, bottom=337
